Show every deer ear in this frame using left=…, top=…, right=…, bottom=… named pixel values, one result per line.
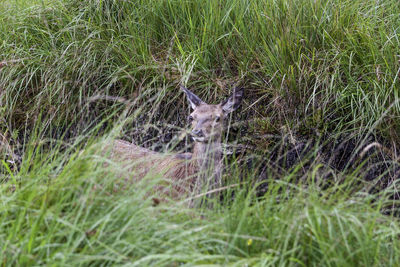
left=220, top=88, right=244, bottom=113
left=180, top=85, right=204, bottom=109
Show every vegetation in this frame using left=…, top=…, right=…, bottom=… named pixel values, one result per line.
left=1, top=0, right=400, bottom=265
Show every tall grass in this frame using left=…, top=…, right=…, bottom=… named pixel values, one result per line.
left=1, top=0, right=400, bottom=141
left=1, top=136, right=400, bottom=265
left=1, top=0, right=400, bottom=265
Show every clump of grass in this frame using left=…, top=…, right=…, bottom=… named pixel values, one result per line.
left=0, top=135, right=399, bottom=265
left=1, top=0, right=400, bottom=144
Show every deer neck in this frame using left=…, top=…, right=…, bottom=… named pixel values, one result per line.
left=192, top=138, right=223, bottom=190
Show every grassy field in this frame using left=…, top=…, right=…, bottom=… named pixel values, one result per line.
left=1, top=0, right=400, bottom=265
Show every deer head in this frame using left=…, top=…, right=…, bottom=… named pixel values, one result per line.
left=180, top=85, right=244, bottom=143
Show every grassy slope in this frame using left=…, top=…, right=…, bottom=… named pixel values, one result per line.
left=1, top=0, right=400, bottom=139
left=1, top=0, right=400, bottom=265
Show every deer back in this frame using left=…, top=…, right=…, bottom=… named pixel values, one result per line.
left=109, top=139, right=198, bottom=197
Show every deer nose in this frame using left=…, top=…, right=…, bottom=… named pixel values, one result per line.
left=192, top=129, right=204, bottom=137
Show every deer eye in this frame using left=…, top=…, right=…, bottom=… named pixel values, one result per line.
left=188, top=115, right=194, bottom=122
left=215, top=116, right=221, bottom=122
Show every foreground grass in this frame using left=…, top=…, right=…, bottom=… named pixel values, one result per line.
left=0, top=139, right=399, bottom=266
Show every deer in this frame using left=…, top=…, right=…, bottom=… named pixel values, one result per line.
left=106, top=85, right=244, bottom=203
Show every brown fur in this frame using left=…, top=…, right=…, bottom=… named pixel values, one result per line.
left=109, top=140, right=198, bottom=199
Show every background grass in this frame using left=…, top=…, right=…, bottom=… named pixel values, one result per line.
left=1, top=0, right=400, bottom=265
